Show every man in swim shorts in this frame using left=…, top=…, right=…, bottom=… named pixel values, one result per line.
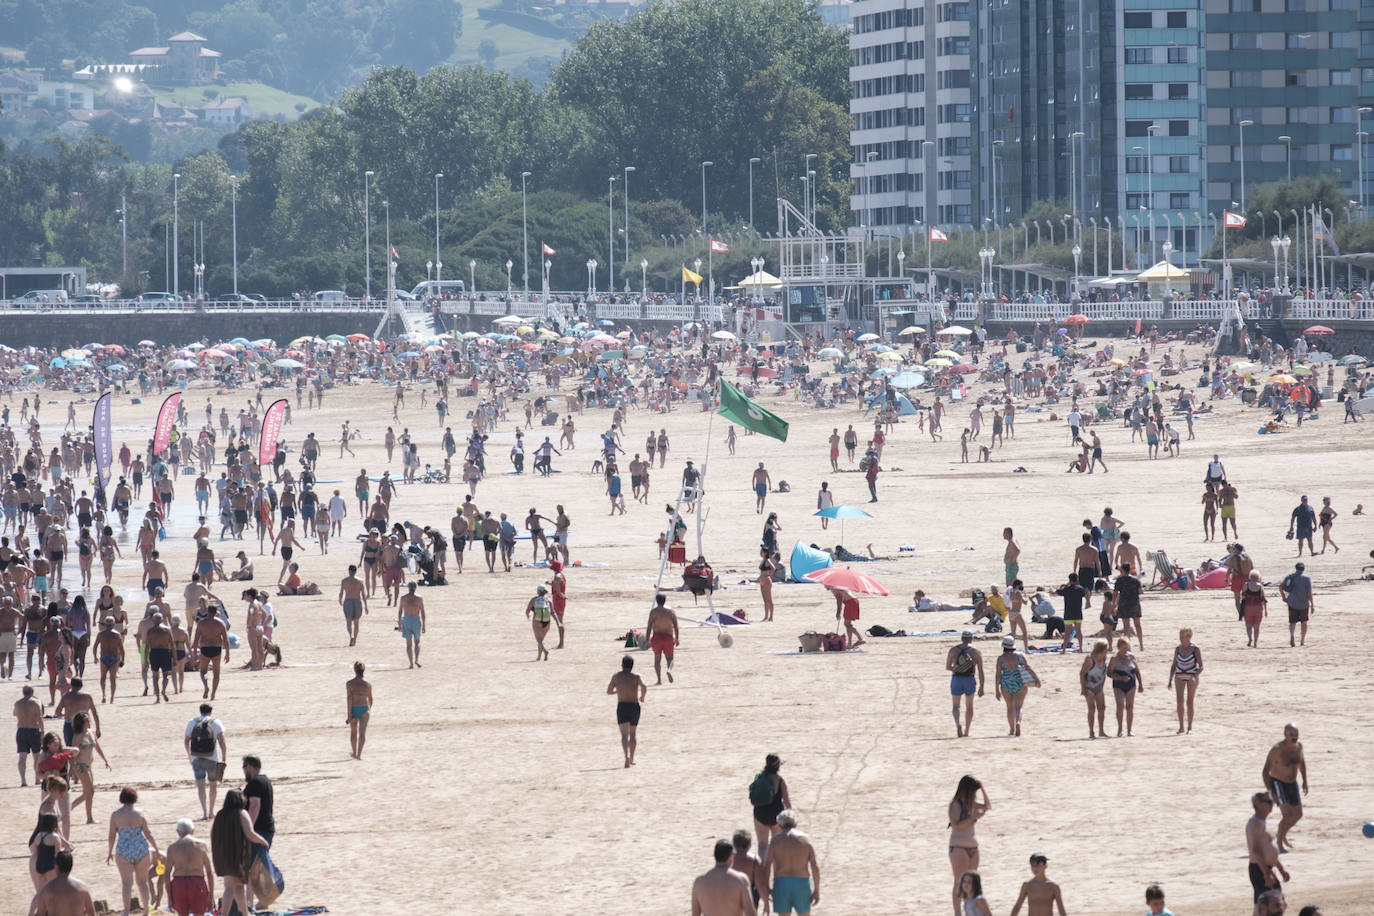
left=645, top=593, right=679, bottom=685
left=13, top=685, right=44, bottom=785
left=397, top=581, right=425, bottom=668
left=945, top=630, right=985, bottom=737
left=1003, top=527, right=1020, bottom=587
left=145, top=612, right=175, bottom=703
left=760, top=809, right=820, bottom=915
left=751, top=462, right=771, bottom=514
left=606, top=654, right=647, bottom=768
left=691, top=839, right=754, bottom=916
left=338, top=565, right=368, bottom=647
left=165, top=817, right=214, bottom=916
left=1262, top=723, right=1308, bottom=852
left=1246, top=791, right=1289, bottom=903
left=185, top=703, right=226, bottom=820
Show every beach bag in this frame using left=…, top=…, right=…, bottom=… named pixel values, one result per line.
left=748, top=771, right=776, bottom=806
left=248, top=846, right=285, bottom=906
left=798, top=631, right=823, bottom=653
left=822, top=632, right=847, bottom=652
left=867, top=624, right=892, bottom=638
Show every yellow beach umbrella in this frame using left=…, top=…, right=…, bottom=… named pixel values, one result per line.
left=925, top=357, right=953, bottom=367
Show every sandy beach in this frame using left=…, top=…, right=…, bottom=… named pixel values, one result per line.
left=3, top=336, right=1373, bottom=916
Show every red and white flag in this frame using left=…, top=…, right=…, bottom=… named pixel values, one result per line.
left=258, top=399, right=287, bottom=470
left=929, top=227, right=948, bottom=241
left=1223, top=211, right=1246, bottom=229
left=390, top=245, right=399, bottom=260
left=541, top=243, right=556, bottom=255
left=710, top=239, right=729, bottom=253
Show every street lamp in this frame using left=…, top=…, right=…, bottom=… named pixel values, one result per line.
left=1278, top=136, right=1292, bottom=182
left=1271, top=235, right=1282, bottom=289
left=364, top=170, right=375, bottom=301
left=521, top=170, right=531, bottom=295
left=230, top=175, right=238, bottom=296
left=693, top=258, right=702, bottom=302
left=700, top=161, right=713, bottom=240
left=1071, top=243, right=1082, bottom=301
left=434, top=172, right=443, bottom=286
left=623, top=165, right=635, bottom=271
left=1238, top=118, right=1254, bottom=211
left=1358, top=112, right=1372, bottom=217
left=469, top=259, right=475, bottom=296
left=607, top=175, right=617, bottom=294
left=586, top=258, right=597, bottom=296
left=543, top=259, right=551, bottom=296
left=382, top=200, right=392, bottom=306
left=750, top=256, right=763, bottom=303
left=896, top=249, right=906, bottom=295
left=505, top=259, right=513, bottom=299
left=748, top=157, right=761, bottom=236
left=172, top=172, right=180, bottom=297
left=1146, top=124, right=1161, bottom=260
left=1069, top=131, right=1085, bottom=240
left=640, top=257, right=648, bottom=301
left=992, top=139, right=1005, bottom=231
left=978, top=247, right=995, bottom=298
left=1279, top=234, right=1291, bottom=289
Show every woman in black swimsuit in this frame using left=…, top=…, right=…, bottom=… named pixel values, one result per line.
left=750, top=753, right=790, bottom=859
left=1109, top=637, right=1144, bottom=737
left=757, top=547, right=778, bottom=622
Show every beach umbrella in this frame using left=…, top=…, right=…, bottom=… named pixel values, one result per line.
left=519, top=342, right=540, bottom=350
left=185, top=342, right=205, bottom=350
left=616, top=330, right=633, bottom=339
left=890, top=371, right=926, bottom=388
left=425, top=344, right=448, bottom=353
left=20, top=364, right=39, bottom=372
left=629, top=345, right=648, bottom=358
left=102, top=344, right=126, bottom=355
left=325, top=334, right=348, bottom=343
left=867, top=344, right=893, bottom=353
left=271, top=358, right=306, bottom=369
left=474, top=337, right=494, bottom=346
left=818, top=347, right=844, bottom=358
left=515, top=325, right=535, bottom=335
left=871, top=367, right=898, bottom=378
left=1269, top=374, right=1297, bottom=384
left=1063, top=314, right=1091, bottom=325
left=897, top=326, right=923, bottom=337
left=937, top=325, right=973, bottom=336
left=289, top=336, right=313, bottom=347
left=712, top=330, right=737, bottom=340
left=165, top=358, right=197, bottom=370
left=598, top=349, right=625, bottom=361
left=1290, top=365, right=1312, bottom=376
left=461, top=331, right=480, bottom=340
left=948, top=363, right=976, bottom=374
left=934, top=349, right=962, bottom=358
left=252, top=338, right=277, bottom=349
left=397, top=351, right=421, bottom=359
left=104, top=363, right=130, bottom=372
left=230, top=337, right=252, bottom=346
left=1339, top=354, right=1367, bottom=365
left=49, top=357, right=68, bottom=369
left=1131, top=368, right=1152, bottom=377
left=493, top=315, right=524, bottom=325
left=925, top=357, right=953, bottom=367
left=537, top=328, right=559, bottom=339
left=597, top=319, right=616, bottom=326
left=813, top=504, right=874, bottom=542
left=200, top=348, right=230, bottom=359
left=61, top=348, right=88, bottom=360
left=346, top=333, right=370, bottom=343
left=1303, top=325, right=1334, bottom=335
left=82, top=342, right=103, bottom=350
left=137, top=339, right=156, bottom=347
left=804, top=566, right=890, bottom=596
left=1230, top=360, right=1256, bottom=372
left=857, top=332, right=881, bottom=342
left=875, top=351, right=903, bottom=362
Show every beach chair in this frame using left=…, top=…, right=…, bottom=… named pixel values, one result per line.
left=1148, top=550, right=1181, bottom=589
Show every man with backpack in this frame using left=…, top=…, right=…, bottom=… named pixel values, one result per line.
left=184, top=703, right=226, bottom=820
left=945, top=630, right=985, bottom=738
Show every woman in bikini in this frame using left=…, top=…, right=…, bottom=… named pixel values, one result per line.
left=994, top=635, right=1041, bottom=737
left=947, top=775, right=989, bottom=916
left=757, top=547, right=778, bottom=622
left=1318, top=496, right=1339, bottom=554
left=1109, top=637, right=1144, bottom=737
left=1167, top=627, right=1204, bottom=734
left=1240, top=572, right=1268, bottom=647
left=1079, top=639, right=1110, bottom=739
left=1201, top=483, right=1219, bottom=542
left=69, top=712, right=109, bottom=825
left=75, top=527, right=95, bottom=589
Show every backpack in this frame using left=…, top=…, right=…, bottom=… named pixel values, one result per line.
left=189, top=717, right=216, bottom=755
left=748, top=771, right=776, bottom=807
left=983, top=615, right=1003, bottom=633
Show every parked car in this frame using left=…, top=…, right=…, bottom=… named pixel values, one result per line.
left=312, top=289, right=349, bottom=303
left=409, top=280, right=466, bottom=299
left=212, top=293, right=255, bottom=305
left=135, top=291, right=182, bottom=304
left=69, top=294, right=104, bottom=304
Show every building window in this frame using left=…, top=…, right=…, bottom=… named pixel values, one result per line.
left=1168, top=193, right=1190, bottom=208
left=1230, top=0, right=1260, bottom=9
left=1286, top=70, right=1308, bottom=87
left=1126, top=193, right=1149, bottom=210
left=1285, top=33, right=1309, bottom=49
left=1331, top=33, right=1355, bottom=49
left=1332, top=0, right=1352, bottom=8
left=1232, top=33, right=1261, bottom=50
left=1332, top=107, right=1354, bottom=123
left=1231, top=108, right=1260, bottom=125
left=939, top=36, right=970, bottom=56
left=1125, top=120, right=1153, bottom=137
left=1169, top=156, right=1192, bottom=173
left=937, top=2, right=969, bottom=21
left=1333, top=144, right=1353, bottom=160
left=1332, top=69, right=1353, bottom=86
left=1230, top=70, right=1262, bottom=88
left=1286, top=106, right=1311, bottom=123
left=1169, top=120, right=1191, bottom=136
left=1363, top=67, right=1374, bottom=86
left=1124, top=11, right=1152, bottom=27
left=954, top=205, right=971, bottom=224
left=1126, top=155, right=1149, bottom=173
left=1166, top=11, right=1188, bottom=27
left=1363, top=30, right=1374, bottom=47
left=1168, top=83, right=1189, bottom=100
left=939, top=70, right=971, bottom=89
left=1167, top=46, right=1189, bottom=63
left=1285, top=0, right=1305, bottom=10
left=1125, top=47, right=1153, bottom=64
left=1125, top=83, right=1154, bottom=100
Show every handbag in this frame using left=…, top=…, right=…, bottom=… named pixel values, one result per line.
left=248, top=845, right=285, bottom=906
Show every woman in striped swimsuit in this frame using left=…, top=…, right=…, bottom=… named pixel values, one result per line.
left=1167, top=627, right=1204, bottom=735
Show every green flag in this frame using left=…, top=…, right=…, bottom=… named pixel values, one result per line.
left=717, top=380, right=789, bottom=442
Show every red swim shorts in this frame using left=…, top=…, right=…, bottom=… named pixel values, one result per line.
left=650, top=632, right=675, bottom=657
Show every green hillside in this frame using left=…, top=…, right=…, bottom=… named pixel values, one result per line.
left=451, top=0, right=572, bottom=82
left=153, top=82, right=321, bottom=120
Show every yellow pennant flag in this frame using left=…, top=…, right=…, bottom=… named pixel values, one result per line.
left=682, top=266, right=703, bottom=285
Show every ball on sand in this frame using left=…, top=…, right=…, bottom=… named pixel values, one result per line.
left=718, top=632, right=734, bottom=648
left=1363, top=821, right=1374, bottom=838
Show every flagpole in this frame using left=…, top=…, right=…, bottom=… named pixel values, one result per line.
left=927, top=229, right=933, bottom=298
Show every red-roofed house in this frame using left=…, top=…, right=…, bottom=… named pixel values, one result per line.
left=129, top=31, right=221, bottom=85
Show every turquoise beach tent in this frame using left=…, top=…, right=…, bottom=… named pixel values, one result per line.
left=789, top=540, right=833, bottom=583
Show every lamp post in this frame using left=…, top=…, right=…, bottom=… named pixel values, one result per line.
left=117, top=194, right=128, bottom=280
left=863, top=150, right=878, bottom=237
left=230, top=175, right=238, bottom=296
left=640, top=257, right=648, bottom=301
left=897, top=248, right=906, bottom=299
left=693, top=258, right=702, bottom=302
left=978, top=247, right=994, bottom=299
left=922, top=139, right=935, bottom=228
left=586, top=258, right=597, bottom=296
left=434, top=172, right=443, bottom=287
left=607, top=175, right=616, bottom=294
left=1071, top=243, right=1082, bottom=301
left=427, top=260, right=433, bottom=282
left=805, top=153, right=818, bottom=226
left=543, top=259, right=551, bottom=297
left=992, top=139, right=1005, bottom=232
left=1238, top=118, right=1254, bottom=211
left=1069, top=131, right=1084, bottom=240
left=1278, top=135, right=1292, bottom=182
left=382, top=200, right=392, bottom=308
left=700, top=161, right=713, bottom=240
left=748, top=157, right=761, bottom=236
left=1280, top=234, right=1291, bottom=290
left=505, top=259, right=513, bottom=300
left=520, top=170, right=531, bottom=295
left=1271, top=235, right=1282, bottom=290
left=194, top=262, right=204, bottom=300
left=172, top=172, right=180, bottom=297
left=623, top=166, right=635, bottom=274
left=750, top=256, right=763, bottom=304
left=469, top=259, right=476, bottom=297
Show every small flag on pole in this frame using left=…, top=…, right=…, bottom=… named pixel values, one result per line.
left=541, top=243, right=556, bottom=255
left=717, top=380, right=789, bottom=442
left=390, top=245, right=400, bottom=260
left=682, top=266, right=703, bottom=285
left=929, top=228, right=949, bottom=241
left=710, top=239, right=729, bottom=253
left=1223, top=211, right=1246, bottom=228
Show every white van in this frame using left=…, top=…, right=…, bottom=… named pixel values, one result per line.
left=15, top=289, right=68, bottom=304
left=409, top=280, right=466, bottom=300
